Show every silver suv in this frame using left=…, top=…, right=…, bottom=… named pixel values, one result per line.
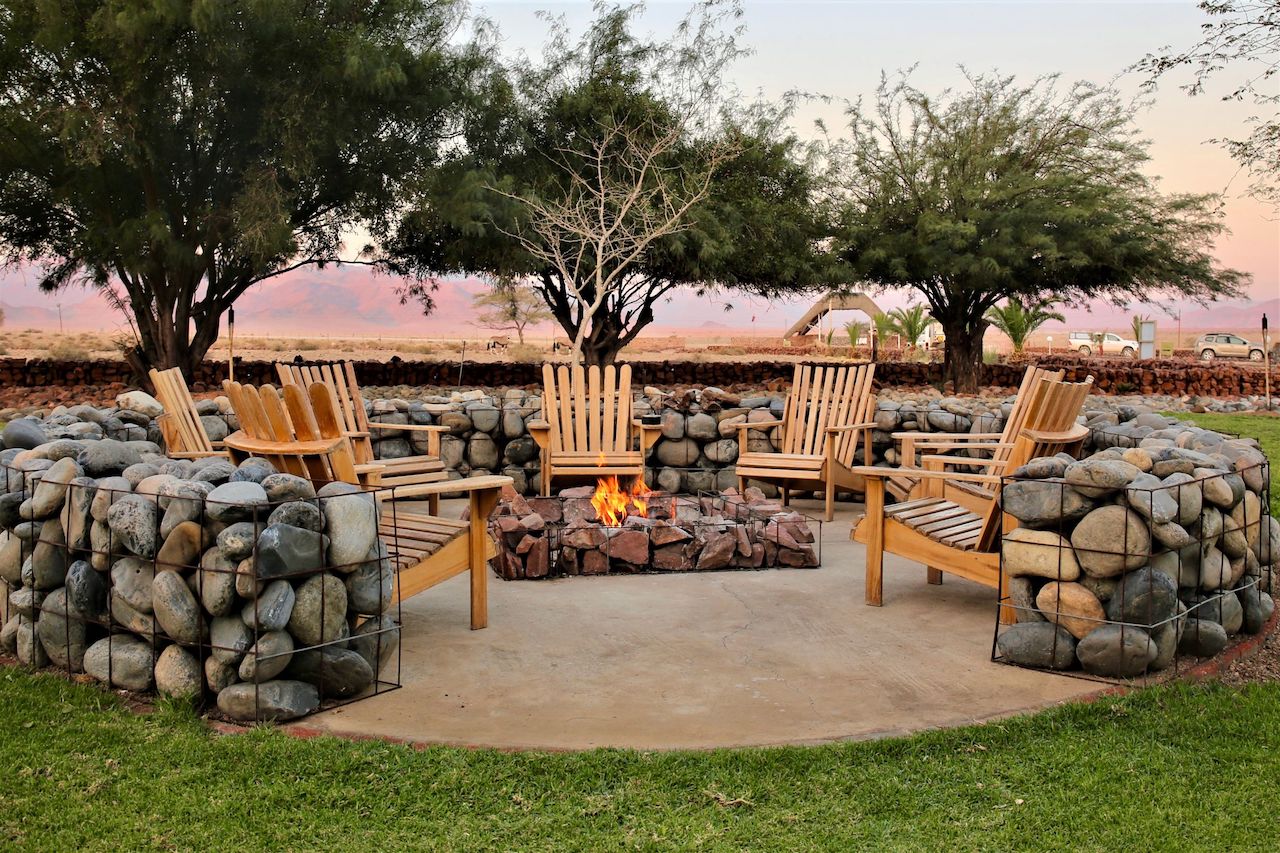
left=1194, top=333, right=1265, bottom=361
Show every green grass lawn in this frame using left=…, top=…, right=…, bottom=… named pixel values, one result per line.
left=0, top=670, right=1277, bottom=851
left=0, top=412, right=1275, bottom=849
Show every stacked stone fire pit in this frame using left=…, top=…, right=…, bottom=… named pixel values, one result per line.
left=489, top=482, right=820, bottom=579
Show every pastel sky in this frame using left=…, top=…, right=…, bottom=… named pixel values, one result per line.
left=2, top=1, right=1276, bottom=335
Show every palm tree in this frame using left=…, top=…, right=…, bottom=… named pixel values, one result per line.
left=984, top=298, right=1065, bottom=355
left=844, top=320, right=868, bottom=348
left=1131, top=313, right=1151, bottom=344
left=872, top=311, right=897, bottom=347
left=888, top=305, right=932, bottom=351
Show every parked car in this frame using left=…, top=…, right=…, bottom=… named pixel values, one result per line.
left=1194, top=332, right=1266, bottom=362
left=1067, top=331, right=1138, bottom=357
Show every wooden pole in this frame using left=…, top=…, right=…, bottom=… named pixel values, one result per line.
left=228, top=307, right=235, bottom=383
left=1264, top=313, right=1271, bottom=411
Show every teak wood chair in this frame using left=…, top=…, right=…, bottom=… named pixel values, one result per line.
left=883, top=365, right=1065, bottom=503
left=527, top=363, right=661, bottom=495
left=276, top=359, right=450, bottom=512
left=852, top=375, right=1093, bottom=620
left=222, top=380, right=509, bottom=630
left=148, top=367, right=227, bottom=459
left=733, top=362, right=878, bottom=521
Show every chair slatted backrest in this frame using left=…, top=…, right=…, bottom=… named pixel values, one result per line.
left=223, top=380, right=360, bottom=486
left=989, top=366, right=1064, bottom=465
left=149, top=367, right=216, bottom=455
left=276, top=360, right=374, bottom=463
left=779, top=363, right=877, bottom=466
left=542, top=363, right=634, bottom=455
left=975, top=375, right=1094, bottom=552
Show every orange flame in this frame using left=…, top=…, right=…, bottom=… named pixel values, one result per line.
left=591, top=475, right=653, bottom=527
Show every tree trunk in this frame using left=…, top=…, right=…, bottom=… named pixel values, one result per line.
left=939, top=315, right=984, bottom=393
left=130, top=300, right=220, bottom=382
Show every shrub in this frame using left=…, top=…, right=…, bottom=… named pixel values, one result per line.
left=507, top=343, right=543, bottom=363
left=47, top=341, right=90, bottom=360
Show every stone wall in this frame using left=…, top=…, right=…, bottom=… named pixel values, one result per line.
left=997, top=415, right=1276, bottom=677
left=2, top=354, right=1276, bottom=398
left=0, top=403, right=399, bottom=722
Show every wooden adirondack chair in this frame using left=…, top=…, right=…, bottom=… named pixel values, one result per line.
left=148, top=367, right=226, bottom=459
left=884, top=365, right=1065, bottom=503
left=733, top=362, right=877, bottom=521
left=276, top=359, right=450, bottom=511
left=527, top=363, right=662, bottom=495
left=852, top=375, right=1093, bottom=618
left=222, top=380, right=509, bottom=630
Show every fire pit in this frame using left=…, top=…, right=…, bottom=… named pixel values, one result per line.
left=489, top=477, right=821, bottom=579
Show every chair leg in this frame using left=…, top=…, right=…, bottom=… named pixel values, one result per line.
left=781, top=487, right=790, bottom=507
left=824, top=479, right=835, bottom=522
left=927, top=567, right=943, bottom=585
left=864, top=478, right=885, bottom=606
left=428, top=494, right=439, bottom=516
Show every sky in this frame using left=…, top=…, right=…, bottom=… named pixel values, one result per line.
left=2, top=0, right=1276, bottom=335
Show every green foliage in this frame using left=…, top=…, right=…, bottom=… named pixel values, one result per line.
left=471, top=278, right=552, bottom=344
left=1135, top=1, right=1280, bottom=208
left=887, top=304, right=932, bottom=348
left=872, top=311, right=897, bottom=344
left=843, top=319, right=868, bottom=347
left=985, top=298, right=1066, bottom=353
left=829, top=71, right=1246, bottom=390
left=3, top=670, right=1280, bottom=848
left=391, top=4, right=835, bottom=365
left=0, top=0, right=483, bottom=372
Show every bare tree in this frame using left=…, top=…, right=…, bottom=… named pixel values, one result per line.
left=471, top=277, right=552, bottom=344
left=491, top=119, right=732, bottom=364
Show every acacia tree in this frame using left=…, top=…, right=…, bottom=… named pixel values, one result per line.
left=472, top=278, right=552, bottom=344
left=0, top=0, right=483, bottom=375
left=390, top=3, right=836, bottom=366
left=1135, top=1, right=1279, bottom=208
left=829, top=72, right=1247, bottom=391
left=985, top=298, right=1066, bottom=354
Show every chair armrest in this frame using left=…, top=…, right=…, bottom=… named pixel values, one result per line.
left=168, top=450, right=228, bottom=460
left=1021, top=424, right=1089, bottom=444
left=527, top=419, right=551, bottom=449
left=385, top=475, right=512, bottom=500
left=736, top=419, right=784, bottom=433
left=224, top=432, right=345, bottom=456
left=826, top=421, right=877, bottom=433
left=892, top=430, right=1005, bottom=441
left=922, top=455, right=1009, bottom=469
left=849, top=465, right=1001, bottom=486
left=370, top=423, right=450, bottom=433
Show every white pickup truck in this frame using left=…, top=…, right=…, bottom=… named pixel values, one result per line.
left=1067, top=331, right=1139, bottom=357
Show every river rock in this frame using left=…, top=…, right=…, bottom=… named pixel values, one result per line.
left=1178, top=618, right=1229, bottom=657
left=152, top=569, right=203, bottom=643
left=36, top=588, right=88, bottom=670
left=106, top=495, right=158, bottom=558
left=205, top=481, right=269, bottom=524
left=15, top=614, right=48, bottom=667
left=655, top=438, right=699, bottom=468
left=288, top=573, right=347, bottom=646
left=156, top=521, right=206, bottom=572
left=1237, top=584, right=1274, bottom=634
left=1064, top=459, right=1140, bottom=498
left=286, top=647, right=375, bottom=699
left=242, top=579, right=295, bottom=631
left=1001, top=480, right=1093, bottom=528
left=345, top=546, right=394, bottom=614
left=349, top=615, right=399, bottom=672
left=261, top=473, right=317, bottom=503
left=1192, top=591, right=1244, bottom=634
left=255, top=523, right=329, bottom=580
left=996, top=623, right=1077, bottom=670
left=30, top=518, right=69, bottom=589
left=3, top=419, right=45, bottom=450
left=198, top=547, right=239, bottom=616
left=65, top=560, right=106, bottom=619
left=217, top=522, right=265, bottom=561
left=1036, top=582, right=1105, bottom=639
left=1124, top=473, right=1178, bottom=524
left=1002, top=528, right=1080, bottom=581
left=216, top=680, right=319, bottom=722
left=154, top=645, right=203, bottom=698
left=239, top=630, right=295, bottom=683
left=1070, top=507, right=1150, bottom=578
left=27, top=457, right=81, bottom=518
left=210, top=615, right=252, bottom=664
left=268, top=500, right=322, bottom=533
left=1076, top=625, right=1158, bottom=677
left=83, top=636, right=155, bottom=691
left=117, top=390, right=164, bottom=418
left=1105, top=567, right=1178, bottom=628
left=1199, top=546, right=1233, bottom=591
left=318, top=483, right=377, bottom=569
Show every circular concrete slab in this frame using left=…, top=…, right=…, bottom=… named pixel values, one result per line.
left=309, top=501, right=1094, bottom=750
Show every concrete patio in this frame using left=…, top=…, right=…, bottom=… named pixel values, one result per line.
left=309, top=499, right=1096, bottom=750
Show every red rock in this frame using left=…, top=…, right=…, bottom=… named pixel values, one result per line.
left=528, top=497, right=562, bottom=523
left=563, top=526, right=605, bottom=549
left=581, top=549, right=609, bottom=575
left=525, top=538, right=550, bottom=578
left=733, top=524, right=752, bottom=557
left=516, top=534, right=539, bottom=555
left=650, top=522, right=692, bottom=546
left=519, top=513, right=545, bottom=532
left=652, top=543, right=691, bottom=571
left=559, top=485, right=595, bottom=498
left=605, top=529, right=649, bottom=564
left=697, top=531, right=736, bottom=569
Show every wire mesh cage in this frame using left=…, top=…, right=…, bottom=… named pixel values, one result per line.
left=0, top=455, right=402, bottom=722
left=994, top=439, right=1275, bottom=681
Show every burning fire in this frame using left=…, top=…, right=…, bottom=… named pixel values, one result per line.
left=591, top=476, right=654, bottom=527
